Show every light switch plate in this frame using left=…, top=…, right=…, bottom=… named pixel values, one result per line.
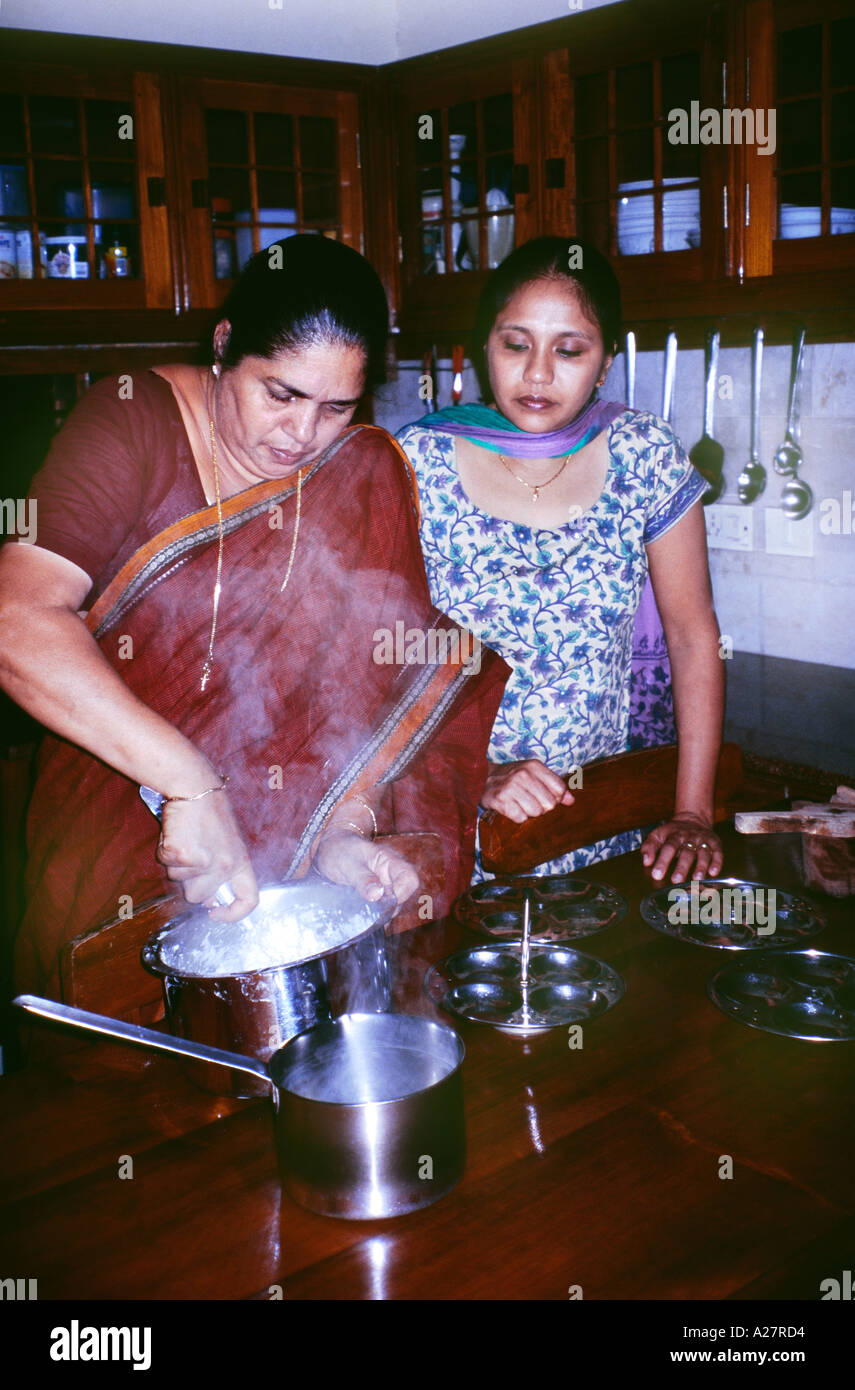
left=764, top=508, right=814, bottom=556
left=705, top=504, right=753, bottom=551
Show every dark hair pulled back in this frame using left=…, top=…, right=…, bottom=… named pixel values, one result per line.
left=470, top=236, right=622, bottom=403
left=214, top=234, right=389, bottom=391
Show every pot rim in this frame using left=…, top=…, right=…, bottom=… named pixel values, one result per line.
left=270, top=1011, right=466, bottom=1108
left=141, top=880, right=393, bottom=982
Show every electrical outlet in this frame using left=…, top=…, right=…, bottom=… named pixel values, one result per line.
left=705, top=504, right=753, bottom=551
left=764, top=508, right=814, bottom=556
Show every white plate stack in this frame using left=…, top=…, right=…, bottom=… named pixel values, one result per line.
left=617, top=179, right=701, bottom=256
left=779, top=204, right=855, bottom=238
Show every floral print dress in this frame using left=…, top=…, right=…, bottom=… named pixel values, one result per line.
left=397, top=408, right=710, bottom=879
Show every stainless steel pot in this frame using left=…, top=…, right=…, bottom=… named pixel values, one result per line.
left=14, top=998, right=466, bottom=1220
left=141, top=881, right=394, bottom=1098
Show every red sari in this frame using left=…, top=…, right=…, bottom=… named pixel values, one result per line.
left=15, top=423, right=508, bottom=1000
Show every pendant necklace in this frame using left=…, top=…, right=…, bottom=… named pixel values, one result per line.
left=498, top=450, right=571, bottom=502
left=200, top=373, right=303, bottom=693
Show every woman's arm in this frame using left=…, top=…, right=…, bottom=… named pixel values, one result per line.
left=644, top=499, right=726, bottom=882
left=0, top=542, right=259, bottom=918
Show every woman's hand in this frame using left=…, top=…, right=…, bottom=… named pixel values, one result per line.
left=481, top=759, right=575, bottom=824
left=641, top=813, right=723, bottom=884
left=314, top=829, right=419, bottom=906
left=157, top=794, right=259, bottom=921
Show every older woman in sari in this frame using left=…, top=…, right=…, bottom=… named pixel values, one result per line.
left=0, top=235, right=506, bottom=1004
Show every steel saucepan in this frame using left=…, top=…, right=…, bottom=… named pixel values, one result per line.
left=14, top=997, right=466, bottom=1220
left=141, top=880, right=394, bottom=1098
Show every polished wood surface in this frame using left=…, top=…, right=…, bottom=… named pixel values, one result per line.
left=2, top=822, right=853, bottom=1301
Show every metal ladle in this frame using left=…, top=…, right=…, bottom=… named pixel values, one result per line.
left=775, top=327, right=813, bottom=521
left=780, top=472, right=813, bottom=521
left=737, top=327, right=766, bottom=504
left=773, top=328, right=806, bottom=476
left=625, top=330, right=636, bottom=409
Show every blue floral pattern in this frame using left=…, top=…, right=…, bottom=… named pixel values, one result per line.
left=398, top=408, right=709, bottom=878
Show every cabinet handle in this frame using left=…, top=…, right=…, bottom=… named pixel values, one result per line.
left=745, top=182, right=750, bottom=227
left=545, top=158, right=565, bottom=189
left=722, top=185, right=729, bottom=230
left=147, top=177, right=166, bottom=208
left=191, top=178, right=209, bottom=209
left=512, top=163, right=530, bottom=195
left=721, top=60, right=727, bottom=106
left=745, top=56, right=750, bottom=105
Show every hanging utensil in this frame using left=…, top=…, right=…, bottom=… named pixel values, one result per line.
left=737, top=327, right=766, bottom=504
left=625, top=330, right=636, bottom=409
left=421, top=346, right=438, bottom=412
left=689, top=329, right=725, bottom=504
left=773, top=327, right=806, bottom=476
left=776, top=326, right=812, bottom=520
left=661, top=330, right=677, bottom=424
left=451, top=344, right=464, bottom=405
left=780, top=471, right=813, bottom=521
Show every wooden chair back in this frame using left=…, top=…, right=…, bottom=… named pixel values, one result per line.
left=479, top=742, right=744, bottom=876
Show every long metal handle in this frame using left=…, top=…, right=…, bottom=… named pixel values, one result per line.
left=13, top=995, right=273, bottom=1092
left=661, top=331, right=677, bottom=423
left=625, top=330, right=636, bottom=409
left=750, top=327, right=763, bottom=459
left=786, top=327, right=806, bottom=439
left=703, top=329, right=720, bottom=437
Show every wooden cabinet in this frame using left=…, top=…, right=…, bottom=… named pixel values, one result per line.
left=0, top=65, right=172, bottom=310
left=744, top=0, right=855, bottom=278
left=389, top=0, right=855, bottom=349
left=393, top=59, right=538, bottom=336
left=1, top=6, right=853, bottom=367
left=0, top=34, right=372, bottom=372
left=174, top=77, right=363, bottom=311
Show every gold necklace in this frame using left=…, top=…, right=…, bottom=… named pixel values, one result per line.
left=498, top=451, right=571, bottom=502
left=200, top=405, right=303, bottom=693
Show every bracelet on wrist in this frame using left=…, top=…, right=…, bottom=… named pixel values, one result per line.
left=163, top=772, right=229, bottom=804
left=349, top=793, right=378, bottom=839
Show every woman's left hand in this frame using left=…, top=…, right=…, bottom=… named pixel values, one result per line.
left=641, top=814, right=724, bottom=884
left=314, top=829, right=420, bottom=906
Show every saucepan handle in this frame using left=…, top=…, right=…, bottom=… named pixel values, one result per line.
left=13, top=994, right=273, bottom=1093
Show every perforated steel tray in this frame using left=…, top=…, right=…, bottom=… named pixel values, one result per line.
left=453, top=874, right=627, bottom=943
left=425, top=944, right=625, bottom=1034
left=639, top=877, right=825, bottom=950
left=707, top=949, right=855, bottom=1041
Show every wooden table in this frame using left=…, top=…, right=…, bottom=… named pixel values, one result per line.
left=2, top=825, right=854, bottom=1302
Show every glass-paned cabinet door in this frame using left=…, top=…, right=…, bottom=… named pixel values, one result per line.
left=408, top=92, right=516, bottom=278
left=771, top=0, right=855, bottom=269
left=571, top=48, right=709, bottom=274
left=178, top=79, right=363, bottom=307
left=0, top=71, right=171, bottom=307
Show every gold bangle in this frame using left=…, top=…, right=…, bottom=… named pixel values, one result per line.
left=349, top=793, right=378, bottom=839
left=328, top=820, right=369, bottom=839
left=163, top=773, right=229, bottom=804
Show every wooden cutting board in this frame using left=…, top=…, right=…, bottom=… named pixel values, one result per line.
left=735, top=786, right=855, bottom=896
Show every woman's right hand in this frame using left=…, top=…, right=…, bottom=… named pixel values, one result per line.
left=157, top=794, right=259, bottom=921
left=481, top=759, right=575, bottom=824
